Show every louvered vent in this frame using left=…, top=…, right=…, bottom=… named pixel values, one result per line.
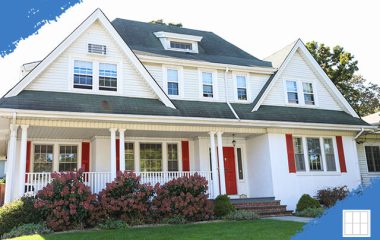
left=88, top=43, right=107, bottom=55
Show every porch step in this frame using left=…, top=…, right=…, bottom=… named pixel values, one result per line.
left=231, top=198, right=292, bottom=217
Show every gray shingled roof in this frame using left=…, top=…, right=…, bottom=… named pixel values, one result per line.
left=111, top=18, right=272, bottom=68
left=0, top=91, right=369, bottom=126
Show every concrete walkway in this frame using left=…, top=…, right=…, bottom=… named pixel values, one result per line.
left=266, top=216, right=314, bottom=223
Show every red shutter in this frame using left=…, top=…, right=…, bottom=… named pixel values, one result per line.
left=336, top=136, right=347, bottom=173
left=25, top=141, right=31, bottom=182
left=182, top=141, right=190, bottom=171
left=81, top=142, right=90, bottom=172
left=285, top=134, right=296, bottom=173
left=116, top=139, right=120, bottom=172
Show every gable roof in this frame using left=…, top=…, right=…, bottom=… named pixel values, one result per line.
left=112, top=18, right=273, bottom=68
left=0, top=90, right=370, bottom=127
left=251, top=39, right=359, bottom=118
left=4, top=9, right=176, bottom=109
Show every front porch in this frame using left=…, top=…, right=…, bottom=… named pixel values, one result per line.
left=2, top=117, right=266, bottom=204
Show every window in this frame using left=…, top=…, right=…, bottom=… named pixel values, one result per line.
left=323, top=138, right=336, bottom=171
left=125, top=143, right=134, bottom=171
left=293, top=137, right=306, bottom=171
left=236, top=76, right=247, bottom=100
left=365, top=146, right=380, bottom=172
left=59, top=145, right=78, bottom=172
left=167, top=69, right=179, bottom=95
left=167, top=144, right=178, bottom=171
left=202, top=72, right=214, bottom=98
left=286, top=80, right=298, bottom=104
left=73, top=60, right=93, bottom=89
left=99, top=63, right=117, bottom=91
left=303, top=82, right=315, bottom=105
left=140, top=143, right=162, bottom=172
left=88, top=43, right=107, bottom=55
left=343, top=210, right=371, bottom=237
left=307, top=138, right=323, bottom=171
left=33, top=145, right=53, bottom=172
left=170, top=41, right=192, bottom=50
left=236, top=148, right=244, bottom=180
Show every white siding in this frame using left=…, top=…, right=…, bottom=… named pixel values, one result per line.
left=356, top=138, right=380, bottom=186
left=26, top=21, right=157, bottom=99
left=263, top=50, right=343, bottom=111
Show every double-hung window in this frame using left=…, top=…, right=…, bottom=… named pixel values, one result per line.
left=167, top=143, right=179, bottom=171
left=303, top=82, right=315, bottom=105
left=236, top=76, right=247, bottom=100
left=125, top=143, right=135, bottom=171
left=73, top=60, right=93, bottom=89
left=140, top=143, right=162, bottom=172
left=202, top=72, right=214, bottom=98
left=306, top=138, right=323, bottom=171
left=167, top=69, right=179, bottom=96
left=99, top=63, right=117, bottom=91
left=365, top=146, right=380, bottom=172
left=33, top=144, right=54, bottom=172
left=293, top=137, right=306, bottom=171
left=323, top=138, right=336, bottom=171
left=286, top=80, right=298, bottom=104
left=59, top=145, right=78, bottom=172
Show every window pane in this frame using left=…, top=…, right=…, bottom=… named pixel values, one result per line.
left=293, top=137, right=306, bottom=171
left=365, top=146, right=380, bottom=172
left=237, top=76, right=247, bottom=100
left=167, top=144, right=178, bottom=171
left=237, top=148, right=243, bottom=179
left=202, top=72, right=213, bottom=85
left=170, top=41, right=192, bottom=50
left=237, top=76, right=246, bottom=88
left=33, top=144, right=54, bottom=172
left=203, top=85, right=213, bottom=97
left=303, top=82, right=314, bottom=93
left=140, top=143, right=162, bottom=172
left=303, top=83, right=315, bottom=105
left=304, top=94, right=315, bottom=105
left=125, top=143, right=134, bottom=171
left=167, top=69, right=178, bottom=82
left=59, top=145, right=78, bottom=172
left=168, top=82, right=179, bottom=95
left=287, top=92, right=299, bottom=104
left=286, top=81, right=297, bottom=92
left=99, top=63, right=117, bottom=91
left=307, top=138, right=323, bottom=171
left=73, top=60, right=93, bottom=89
left=323, top=138, right=336, bottom=171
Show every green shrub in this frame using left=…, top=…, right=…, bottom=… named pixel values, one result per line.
left=98, top=219, right=128, bottom=230
left=0, top=197, right=42, bottom=236
left=295, top=207, right=324, bottom=218
left=213, top=195, right=235, bottom=217
left=162, top=215, right=187, bottom=224
left=316, top=186, right=349, bottom=208
left=224, top=210, right=258, bottom=221
left=296, top=194, right=321, bottom=212
left=2, top=223, right=52, bottom=239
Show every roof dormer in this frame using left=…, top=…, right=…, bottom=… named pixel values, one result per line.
left=154, top=31, right=202, bottom=53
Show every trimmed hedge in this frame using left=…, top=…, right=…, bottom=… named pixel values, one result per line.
left=296, top=194, right=321, bottom=212
left=213, top=195, right=235, bottom=217
left=0, top=197, right=41, bottom=236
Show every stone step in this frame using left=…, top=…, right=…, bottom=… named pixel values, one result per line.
left=235, top=205, right=287, bottom=213
left=233, top=200, right=281, bottom=208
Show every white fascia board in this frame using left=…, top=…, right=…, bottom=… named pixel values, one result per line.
left=0, top=108, right=374, bottom=131
left=5, top=9, right=176, bottom=109
left=137, top=54, right=276, bottom=75
left=154, top=31, right=203, bottom=42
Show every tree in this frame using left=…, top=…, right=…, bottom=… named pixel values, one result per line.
left=306, top=41, right=380, bottom=116
left=149, top=19, right=183, bottom=28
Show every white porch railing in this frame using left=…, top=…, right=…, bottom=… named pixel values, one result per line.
left=25, top=171, right=213, bottom=197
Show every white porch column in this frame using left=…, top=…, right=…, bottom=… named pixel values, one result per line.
left=18, top=125, right=29, bottom=198
left=109, top=128, right=117, bottom=180
left=5, top=124, right=19, bottom=204
left=119, top=129, right=126, bottom=172
left=209, top=132, right=219, bottom=198
left=217, top=132, right=226, bottom=195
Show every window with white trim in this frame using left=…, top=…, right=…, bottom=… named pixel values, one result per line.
left=307, top=138, right=323, bottom=171
left=167, top=143, right=178, bottom=171
left=73, top=60, right=93, bottom=89
left=125, top=142, right=134, bottom=171
left=140, top=143, right=162, bottom=172
left=236, top=76, right=247, bottom=100
left=99, top=63, right=117, bottom=91
left=365, top=146, right=380, bottom=172
left=303, top=82, right=315, bottom=105
left=323, top=138, right=336, bottom=171
left=59, top=145, right=78, bottom=172
left=33, top=144, right=54, bottom=172
left=167, top=69, right=179, bottom=96
left=286, top=80, right=298, bottom=104
left=202, top=72, right=214, bottom=98
left=170, top=41, right=192, bottom=50
left=293, top=137, right=306, bottom=171
left=236, top=148, right=244, bottom=180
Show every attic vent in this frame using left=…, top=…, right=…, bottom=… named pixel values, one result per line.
left=88, top=43, right=107, bottom=55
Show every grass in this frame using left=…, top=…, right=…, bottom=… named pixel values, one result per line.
left=10, top=220, right=304, bottom=240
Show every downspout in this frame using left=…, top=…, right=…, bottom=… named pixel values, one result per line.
left=354, top=128, right=365, bottom=140
left=224, top=67, right=240, bottom=120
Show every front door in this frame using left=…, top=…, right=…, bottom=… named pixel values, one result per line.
left=223, top=147, right=237, bottom=195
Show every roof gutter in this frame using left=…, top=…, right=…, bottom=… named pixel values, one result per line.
left=354, top=128, right=365, bottom=140
left=224, top=67, right=240, bottom=120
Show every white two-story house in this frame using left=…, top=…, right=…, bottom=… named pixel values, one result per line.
left=0, top=9, right=374, bottom=210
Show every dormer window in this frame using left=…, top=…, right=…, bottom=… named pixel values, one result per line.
left=154, top=31, right=202, bottom=53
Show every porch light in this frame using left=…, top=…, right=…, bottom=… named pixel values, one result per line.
left=232, top=134, right=236, bottom=147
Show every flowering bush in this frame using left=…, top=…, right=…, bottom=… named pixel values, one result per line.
left=98, top=171, right=154, bottom=224
left=153, top=174, right=213, bottom=222
left=34, top=170, right=101, bottom=231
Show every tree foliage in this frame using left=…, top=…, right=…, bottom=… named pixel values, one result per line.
left=306, top=41, right=380, bottom=116
left=149, top=19, right=183, bottom=28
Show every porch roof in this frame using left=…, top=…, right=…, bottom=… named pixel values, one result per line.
left=0, top=90, right=369, bottom=126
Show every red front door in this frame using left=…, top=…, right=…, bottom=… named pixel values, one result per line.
left=223, top=147, right=237, bottom=195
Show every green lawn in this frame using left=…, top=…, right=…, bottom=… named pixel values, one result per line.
left=11, top=220, right=304, bottom=240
